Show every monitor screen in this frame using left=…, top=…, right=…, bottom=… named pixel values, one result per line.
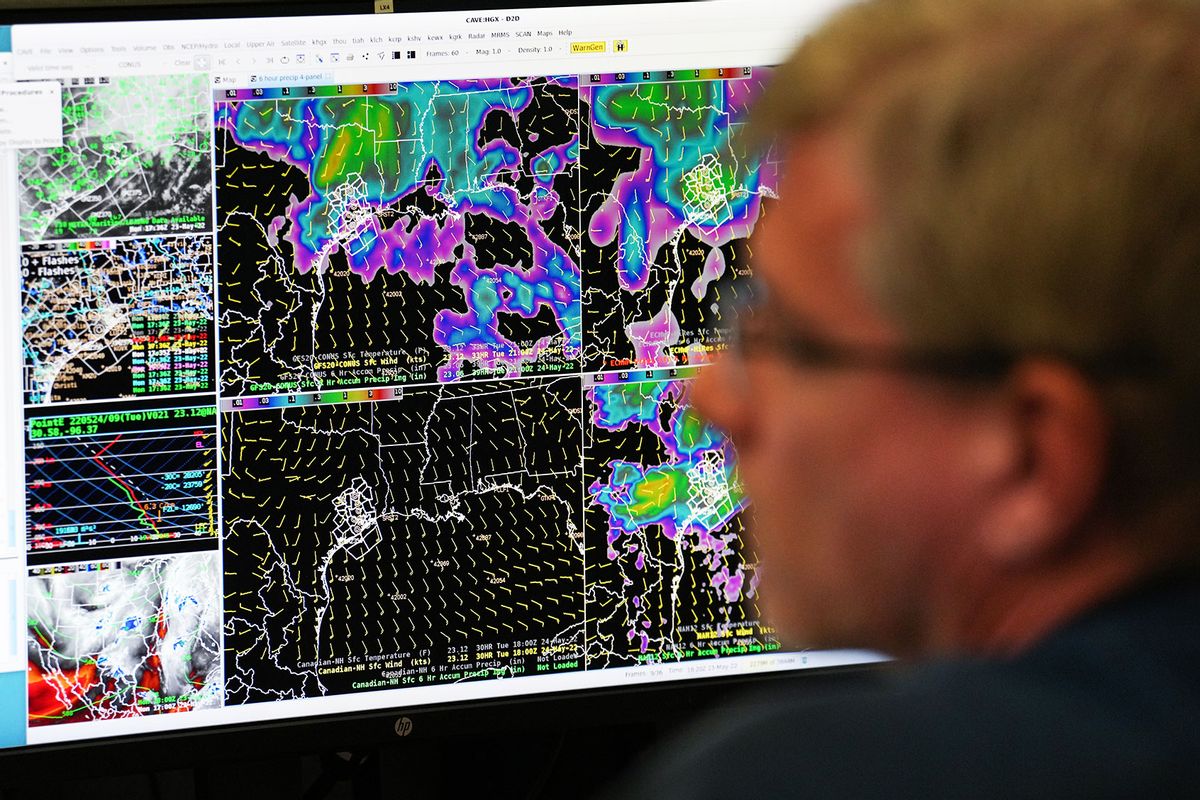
left=0, top=0, right=879, bottom=760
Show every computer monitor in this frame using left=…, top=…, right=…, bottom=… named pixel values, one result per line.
left=0, top=0, right=880, bottom=784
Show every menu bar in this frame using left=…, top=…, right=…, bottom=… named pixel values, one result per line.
left=9, top=0, right=843, bottom=79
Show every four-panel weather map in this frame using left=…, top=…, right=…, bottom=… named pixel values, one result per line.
left=20, top=66, right=781, bottom=726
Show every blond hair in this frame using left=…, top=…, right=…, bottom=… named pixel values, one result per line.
left=755, top=0, right=1200, bottom=516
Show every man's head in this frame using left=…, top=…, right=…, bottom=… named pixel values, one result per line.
left=692, top=0, right=1200, bottom=657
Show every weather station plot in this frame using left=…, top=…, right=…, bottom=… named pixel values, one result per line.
left=21, top=236, right=214, bottom=406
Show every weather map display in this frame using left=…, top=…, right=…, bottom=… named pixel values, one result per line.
left=208, top=68, right=777, bottom=705
left=221, top=379, right=584, bottom=701
left=27, top=553, right=222, bottom=726
left=215, top=77, right=582, bottom=395
left=5, top=65, right=225, bottom=747
left=581, top=69, right=776, bottom=371
left=21, top=236, right=215, bottom=405
left=17, top=74, right=212, bottom=243
left=0, top=0, right=873, bottom=756
left=214, top=69, right=773, bottom=397
left=9, top=65, right=782, bottom=728
left=585, top=370, right=772, bottom=667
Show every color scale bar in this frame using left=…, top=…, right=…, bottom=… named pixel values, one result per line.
left=223, top=386, right=403, bottom=412
left=29, top=562, right=117, bottom=576
left=581, top=67, right=753, bottom=87
left=585, top=366, right=699, bottom=387
left=61, top=240, right=112, bottom=251
left=217, top=82, right=399, bottom=101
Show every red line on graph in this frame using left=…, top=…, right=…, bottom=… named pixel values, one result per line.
left=92, top=434, right=162, bottom=535
left=94, top=433, right=121, bottom=458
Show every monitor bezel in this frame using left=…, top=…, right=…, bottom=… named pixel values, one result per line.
left=1, top=663, right=884, bottom=784
left=0, top=0, right=690, bottom=26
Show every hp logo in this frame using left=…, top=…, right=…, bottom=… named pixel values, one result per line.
left=394, top=716, right=414, bottom=737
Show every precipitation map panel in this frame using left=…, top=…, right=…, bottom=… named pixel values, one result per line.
left=580, top=71, right=776, bottom=372
left=214, top=70, right=774, bottom=394
left=215, top=76, right=583, bottom=395
left=584, top=373, right=775, bottom=667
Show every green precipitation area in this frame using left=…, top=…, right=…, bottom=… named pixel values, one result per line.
left=611, top=460, right=745, bottom=532
left=20, top=76, right=208, bottom=240
left=593, top=380, right=745, bottom=533
left=592, top=79, right=755, bottom=226
left=224, top=81, right=533, bottom=252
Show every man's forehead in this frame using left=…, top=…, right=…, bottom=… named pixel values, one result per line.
left=753, top=130, right=898, bottom=344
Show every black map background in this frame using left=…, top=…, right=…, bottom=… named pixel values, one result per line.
left=217, top=141, right=458, bottom=395
left=217, top=77, right=581, bottom=395
left=583, top=378, right=766, bottom=668
left=222, top=377, right=585, bottom=703
left=579, top=88, right=764, bottom=373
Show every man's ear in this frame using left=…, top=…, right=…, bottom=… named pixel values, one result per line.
left=975, top=360, right=1110, bottom=566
